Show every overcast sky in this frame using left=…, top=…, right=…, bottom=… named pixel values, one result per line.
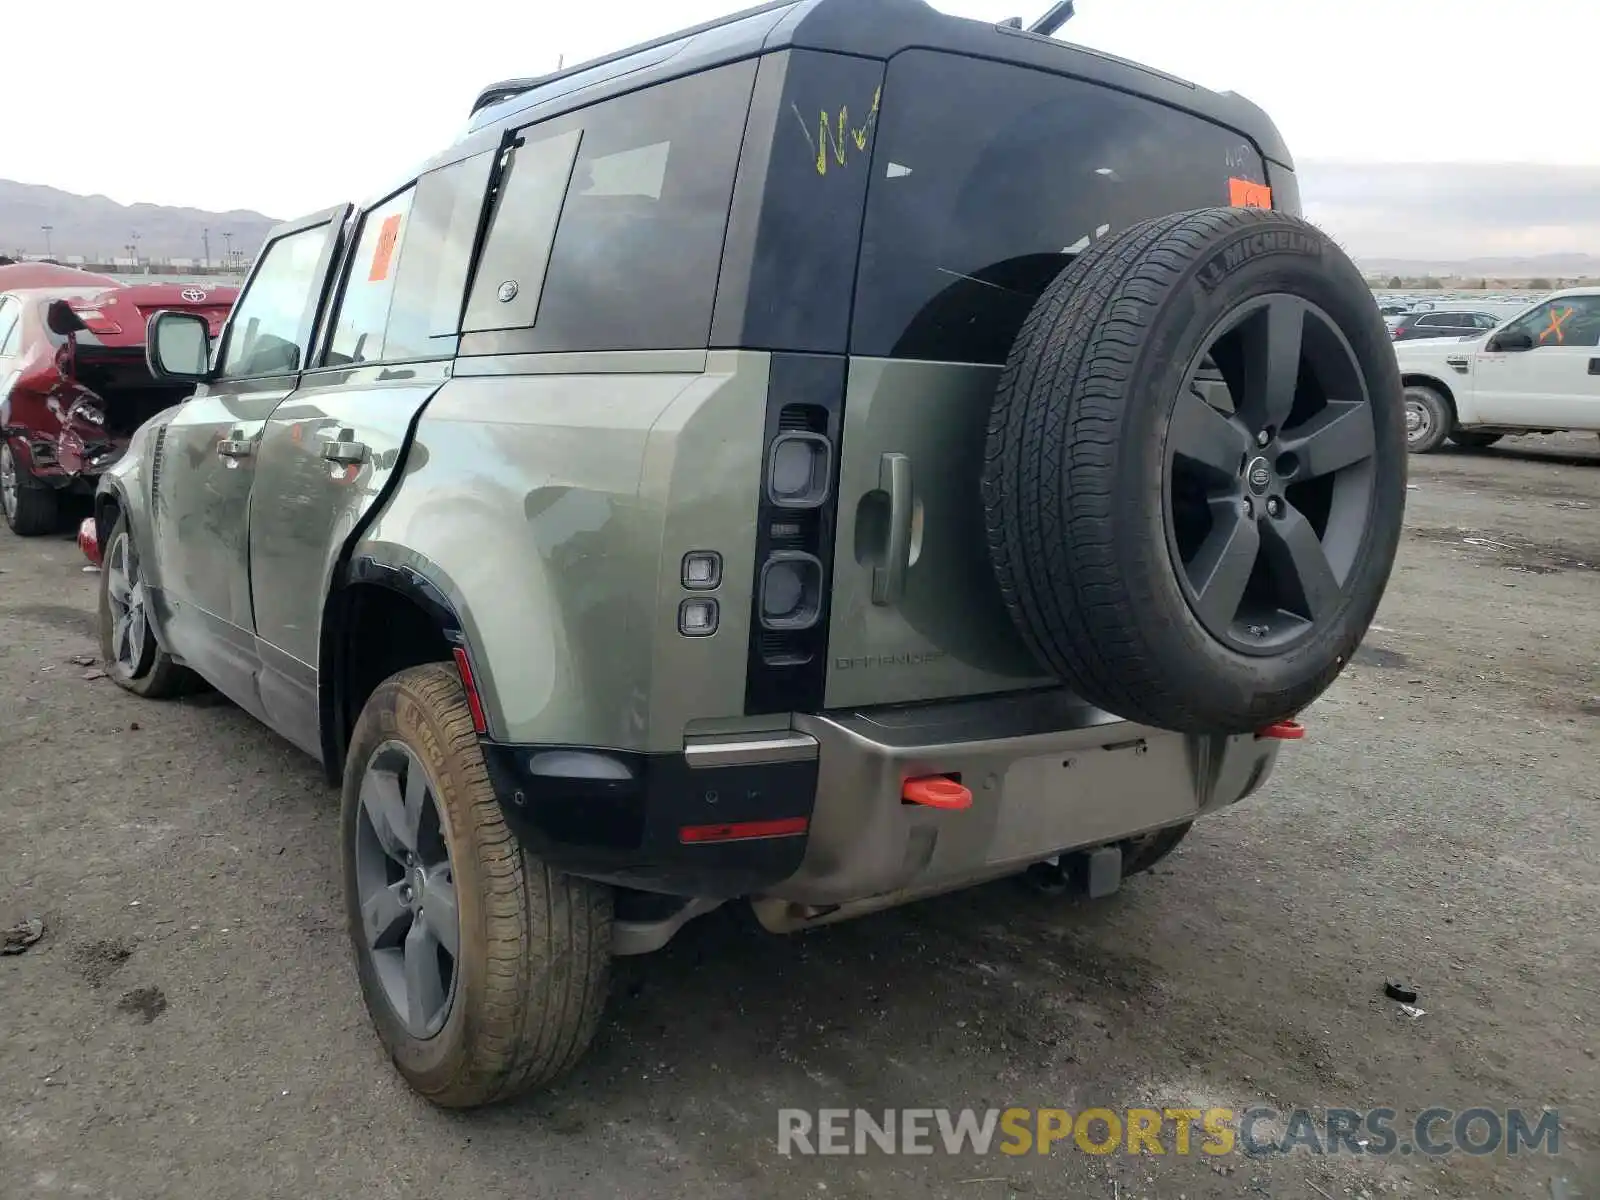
left=7, top=0, right=1596, bottom=257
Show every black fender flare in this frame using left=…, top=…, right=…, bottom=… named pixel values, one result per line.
left=317, top=550, right=481, bottom=781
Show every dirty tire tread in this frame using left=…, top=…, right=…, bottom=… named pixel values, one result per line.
left=3, top=476, right=61, bottom=537
left=1447, top=430, right=1502, bottom=450
left=988, top=211, right=1230, bottom=727
left=346, top=663, right=611, bottom=1108
left=985, top=212, right=1194, bottom=690
left=983, top=207, right=1404, bottom=732
left=1123, top=821, right=1192, bottom=876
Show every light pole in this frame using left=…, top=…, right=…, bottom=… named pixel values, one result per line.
left=202, top=226, right=211, bottom=268
left=222, top=230, right=234, bottom=270
left=130, top=231, right=142, bottom=272
left=40, top=224, right=53, bottom=259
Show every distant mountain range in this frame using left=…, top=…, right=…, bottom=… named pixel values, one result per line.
left=2, top=166, right=1594, bottom=278
left=0, top=179, right=278, bottom=264
left=1354, top=252, right=1600, bottom=280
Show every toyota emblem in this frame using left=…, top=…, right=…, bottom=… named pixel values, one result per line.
left=181, top=287, right=208, bottom=302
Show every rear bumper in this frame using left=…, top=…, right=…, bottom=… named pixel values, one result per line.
left=484, top=690, right=1282, bottom=904
left=775, top=691, right=1278, bottom=907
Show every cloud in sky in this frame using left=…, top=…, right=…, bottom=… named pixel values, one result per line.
left=1298, top=162, right=1600, bottom=260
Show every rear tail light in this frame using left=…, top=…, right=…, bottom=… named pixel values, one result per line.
left=743, top=357, right=846, bottom=713
left=766, top=433, right=832, bottom=508
left=758, top=551, right=823, bottom=630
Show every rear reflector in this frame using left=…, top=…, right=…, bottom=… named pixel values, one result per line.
left=902, top=776, right=973, bottom=810
left=679, top=817, right=809, bottom=844
left=451, top=646, right=488, bottom=735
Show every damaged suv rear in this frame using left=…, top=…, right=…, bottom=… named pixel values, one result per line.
left=0, top=267, right=236, bottom=535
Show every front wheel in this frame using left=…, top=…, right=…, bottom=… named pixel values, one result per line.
left=97, top=513, right=197, bottom=697
left=342, top=663, right=612, bottom=1108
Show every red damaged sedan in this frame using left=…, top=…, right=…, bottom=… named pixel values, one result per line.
left=0, top=263, right=236, bottom=536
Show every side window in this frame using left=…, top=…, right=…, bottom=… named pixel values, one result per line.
left=1417, top=314, right=1448, bottom=327
left=0, top=298, right=19, bottom=356
left=383, top=151, right=495, bottom=360
left=1474, top=314, right=1500, bottom=329
left=327, top=190, right=416, bottom=366
left=219, top=225, right=333, bottom=378
left=462, top=60, right=757, bottom=351
left=324, top=152, right=495, bottom=366
left=1505, top=297, right=1600, bottom=348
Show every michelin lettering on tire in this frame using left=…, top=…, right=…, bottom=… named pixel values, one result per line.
left=1195, top=227, right=1327, bottom=291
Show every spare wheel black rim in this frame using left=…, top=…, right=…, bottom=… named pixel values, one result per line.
left=1162, top=293, right=1377, bottom=656
left=354, top=742, right=461, bottom=1040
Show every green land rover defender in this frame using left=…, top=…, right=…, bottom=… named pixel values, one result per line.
left=102, top=0, right=1405, bottom=1106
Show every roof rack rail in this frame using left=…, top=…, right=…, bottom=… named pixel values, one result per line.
left=468, top=0, right=796, bottom=117
left=1028, top=1, right=1075, bottom=36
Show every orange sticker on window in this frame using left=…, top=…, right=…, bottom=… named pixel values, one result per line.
left=367, top=213, right=403, bottom=282
left=1229, top=178, right=1273, bottom=209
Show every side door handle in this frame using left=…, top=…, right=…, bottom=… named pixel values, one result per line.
left=1588, top=358, right=1600, bottom=376
left=321, top=428, right=370, bottom=466
left=217, top=429, right=254, bottom=460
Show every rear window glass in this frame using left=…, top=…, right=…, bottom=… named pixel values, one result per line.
left=853, top=51, right=1269, bottom=365
left=462, top=60, right=757, bottom=352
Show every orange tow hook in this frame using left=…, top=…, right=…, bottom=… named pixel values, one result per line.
left=1257, top=719, right=1306, bottom=741
left=901, top=776, right=973, bottom=810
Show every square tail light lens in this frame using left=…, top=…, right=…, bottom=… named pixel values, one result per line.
left=678, top=597, right=719, bottom=637
left=758, top=551, right=823, bottom=631
left=766, top=432, right=832, bottom=508
left=681, top=551, right=722, bottom=589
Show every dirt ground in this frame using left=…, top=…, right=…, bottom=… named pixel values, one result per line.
left=2, top=435, right=1596, bottom=1200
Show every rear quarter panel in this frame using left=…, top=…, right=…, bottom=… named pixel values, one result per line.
left=353, top=349, right=771, bottom=753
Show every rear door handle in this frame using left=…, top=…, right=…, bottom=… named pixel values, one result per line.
left=871, top=452, right=914, bottom=606
left=216, top=430, right=253, bottom=460
left=1588, top=357, right=1600, bottom=376
left=321, top=428, right=370, bottom=466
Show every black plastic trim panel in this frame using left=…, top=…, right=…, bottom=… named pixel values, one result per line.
left=743, top=352, right=846, bottom=714
left=481, top=742, right=818, bottom=896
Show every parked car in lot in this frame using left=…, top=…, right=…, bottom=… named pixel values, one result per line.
left=1389, top=309, right=1502, bottom=341
left=94, top=0, right=1405, bottom=1107
left=0, top=265, right=236, bottom=534
left=1396, top=287, right=1600, bottom=451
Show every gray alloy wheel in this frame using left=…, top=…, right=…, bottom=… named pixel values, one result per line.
left=0, top=442, right=16, bottom=518
left=0, top=441, right=59, bottom=535
left=103, top=527, right=154, bottom=680
left=352, top=741, right=461, bottom=1040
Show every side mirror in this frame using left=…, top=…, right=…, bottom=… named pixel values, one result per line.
left=146, top=310, right=212, bottom=381
left=1487, top=330, right=1534, bottom=353
left=46, top=298, right=89, bottom=336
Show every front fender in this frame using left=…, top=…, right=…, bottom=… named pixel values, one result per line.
left=96, top=405, right=179, bottom=586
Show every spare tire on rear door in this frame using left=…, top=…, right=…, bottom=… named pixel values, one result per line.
left=982, top=207, right=1406, bottom=734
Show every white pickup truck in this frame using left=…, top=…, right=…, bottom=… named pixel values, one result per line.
left=1396, top=287, right=1600, bottom=452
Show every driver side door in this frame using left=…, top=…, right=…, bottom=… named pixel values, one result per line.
left=150, top=207, right=349, bottom=714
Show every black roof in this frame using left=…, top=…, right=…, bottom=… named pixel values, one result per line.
left=464, top=0, right=1293, bottom=168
